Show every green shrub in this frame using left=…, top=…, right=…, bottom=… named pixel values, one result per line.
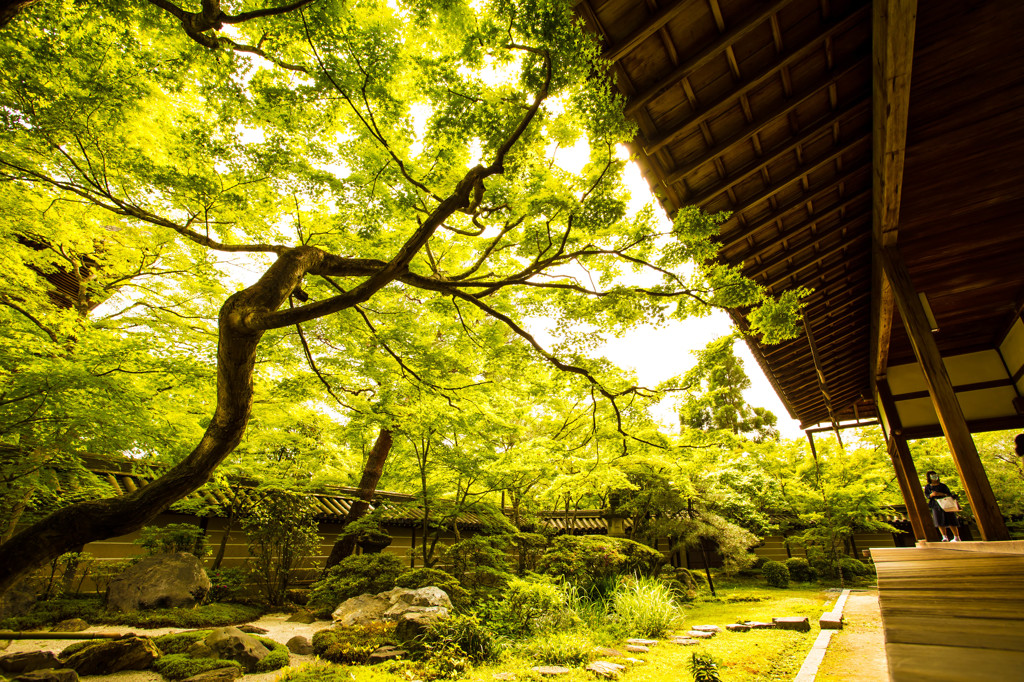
left=689, top=652, right=723, bottom=682
left=517, top=630, right=594, bottom=666
left=785, top=557, right=816, bottom=582
left=762, top=561, right=790, bottom=588
left=750, top=555, right=769, bottom=570
left=307, top=553, right=405, bottom=615
left=395, top=568, right=470, bottom=611
left=537, top=535, right=663, bottom=593
left=510, top=532, right=548, bottom=575
left=488, top=576, right=577, bottom=636
left=611, top=575, right=682, bottom=637
left=439, top=535, right=513, bottom=600
left=418, top=613, right=497, bottom=663
left=135, top=523, right=210, bottom=557
left=0, top=596, right=104, bottom=631
left=153, top=630, right=211, bottom=654
left=152, top=653, right=242, bottom=680
left=311, top=622, right=396, bottom=664
left=659, top=567, right=707, bottom=599
left=838, top=557, right=871, bottom=578
left=206, top=567, right=247, bottom=603
left=252, top=635, right=291, bottom=672
left=276, top=661, right=351, bottom=681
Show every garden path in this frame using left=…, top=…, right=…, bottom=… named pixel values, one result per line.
left=814, top=588, right=888, bottom=681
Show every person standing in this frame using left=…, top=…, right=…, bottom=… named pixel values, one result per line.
left=924, top=471, right=961, bottom=542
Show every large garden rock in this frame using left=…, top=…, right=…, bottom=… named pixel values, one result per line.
left=286, top=636, right=313, bottom=655
left=394, top=609, right=447, bottom=642
left=332, top=593, right=390, bottom=627
left=381, top=586, right=452, bottom=613
left=773, top=616, right=811, bottom=632
left=60, top=636, right=161, bottom=675
left=204, top=626, right=270, bottom=672
left=182, top=667, right=243, bottom=682
left=0, top=651, right=60, bottom=675
left=12, top=669, right=79, bottom=682
left=51, top=619, right=89, bottom=633
left=106, top=552, right=211, bottom=611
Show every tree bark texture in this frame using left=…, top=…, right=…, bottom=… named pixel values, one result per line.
left=323, top=427, right=393, bottom=569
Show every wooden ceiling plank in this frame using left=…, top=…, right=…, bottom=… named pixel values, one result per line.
left=740, top=190, right=869, bottom=269
left=661, top=60, right=867, bottom=187
left=625, top=0, right=793, bottom=117
left=720, top=164, right=869, bottom=250
left=604, top=0, right=692, bottom=64
left=870, top=0, right=916, bottom=384
left=720, top=133, right=869, bottom=223
left=644, top=5, right=869, bottom=156
left=767, top=259, right=870, bottom=297
left=759, top=226, right=870, bottom=287
left=688, top=98, right=869, bottom=207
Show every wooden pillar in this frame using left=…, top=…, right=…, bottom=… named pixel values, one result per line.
left=875, top=378, right=938, bottom=541
left=880, top=246, right=1009, bottom=540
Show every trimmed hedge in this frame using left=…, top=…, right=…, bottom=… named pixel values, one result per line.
left=761, top=561, right=790, bottom=588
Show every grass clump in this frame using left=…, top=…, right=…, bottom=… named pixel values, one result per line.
left=152, top=653, right=242, bottom=680
left=516, top=630, right=594, bottom=666
left=611, top=575, right=682, bottom=637
left=252, top=635, right=291, bottom=672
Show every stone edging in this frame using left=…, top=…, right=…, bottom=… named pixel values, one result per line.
left=793, top=589, right=852, bottom=682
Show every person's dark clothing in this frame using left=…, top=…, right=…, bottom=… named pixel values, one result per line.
left=924, top=482, right=958, bottom=527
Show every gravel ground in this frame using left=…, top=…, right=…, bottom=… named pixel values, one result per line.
left=2, top=612, right=334, bottom=681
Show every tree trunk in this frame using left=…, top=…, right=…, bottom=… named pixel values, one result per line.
left=323, top=427, right=393, bottom=570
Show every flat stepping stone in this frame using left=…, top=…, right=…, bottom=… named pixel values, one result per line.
left=691, top=624, right=721, bottom=633
left=531, top=666, right=570, bottom=676
left=593, top=647, right=625, bottom=657
left=587, top=661, right=626, bottom=679
left=625, top=638, right=658, bottom=646
left=686, top=630, right=716, bottom=638
left=625, top=644, right=649, bottom=653
left=669, top=637, right=699, bottom=646
left=624, top=657, right=645, bottom=665
left=773, top=616, right=811, bottom=632
left=725, top=623, right=751, bottom=632
left=745, top=621, right=776, bottom=629
left=492, top=674, right=516, bottom=681
left=819, top=612, right=843, bottom=630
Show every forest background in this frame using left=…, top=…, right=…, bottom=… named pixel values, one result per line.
left=1, top=0, right=1022, bottom=595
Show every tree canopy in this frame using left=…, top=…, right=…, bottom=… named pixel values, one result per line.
left=0, top=0, right=808, bottom=592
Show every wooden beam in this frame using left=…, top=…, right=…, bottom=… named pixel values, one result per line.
left=660, top=62, right=868, bottom=187
left=624, top=0, right=793, bottom=116
left=688, top=100, right=870, bottom=209
left=869, top=0, right=916, bottom=383
left=756, top=219, right=870, bottom=287
left=603, top=0, right=691, bottom=64
left=880, top=244, right=1009, bottom=541
left=720, top=165, right=870, bottom=250
left=875, top=377, right=940, bottom=542
left=645, top=6, right=870, bottom=156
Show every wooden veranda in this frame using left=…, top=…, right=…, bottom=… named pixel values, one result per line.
left=571, top=0, right=1024, bottom=678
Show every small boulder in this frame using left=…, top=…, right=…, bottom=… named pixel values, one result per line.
left=773, top=616, right=811, bottom=632
left=587, top=661, right=625, bottom=679
left=51, top=619, right=89, bottom=633
left=725, top=624, right=751, bottom=632
left=394, top=609, right=448, bottom=642
left=205, top=627, right=270, bottom=672
left=106, top=552, right=211, bottom=612
left=236, top=624, right=268, bottom=635
left=368, top=645, right=408, bottom=663
left=286, top=636, right=314, bottom=655
left=12, top=669, right=79, bottom=682
left=61, top=636, right=161, bottom=675
left=332, top=594, right=390, bottom=627
left=0, top=651, right=60, bottom=675
left=187, top=641, right=217, bottom=659
left=287, top=612, right=317, bottom=624
left=182, top=667, right=243, bottom=682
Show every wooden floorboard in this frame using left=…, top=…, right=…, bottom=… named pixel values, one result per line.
left=871, top=545, right=1024, bottom=681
